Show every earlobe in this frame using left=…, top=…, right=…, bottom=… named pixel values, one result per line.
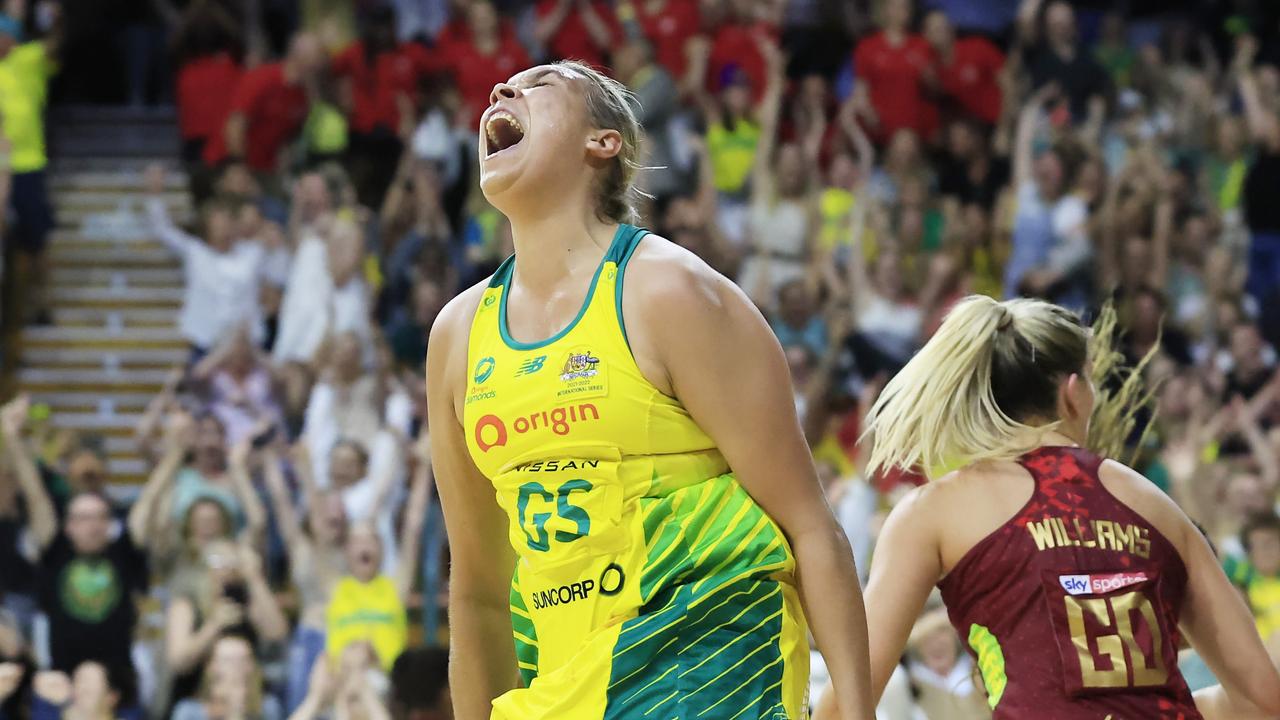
left=585, top=130, right=623, bottom=160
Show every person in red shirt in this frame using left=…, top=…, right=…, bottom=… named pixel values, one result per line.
left=533, top=0, right=621, bottom=68
left=615, top=0, right=701, bottom=83
left=170, top=1, right=244, bottom=202
left=850, top=0, right=938, bottom=145
left=438, top=1, right=532, bottom=132
left=704, top=0, right=776, bottom=103
left=332, top=6, right=429, bottom=206
left=923, top=9, right=1004, bottom=127
left=204, top=32, right=328, bottom=176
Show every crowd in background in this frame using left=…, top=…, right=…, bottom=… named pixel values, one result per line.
left=2, top=0, right=1280, bottom=717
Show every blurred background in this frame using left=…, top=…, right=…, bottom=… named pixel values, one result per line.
left=0, top=0, right=1279, bottom=718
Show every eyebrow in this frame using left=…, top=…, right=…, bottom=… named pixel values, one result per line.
left=515, top=68, right=562, bottom=87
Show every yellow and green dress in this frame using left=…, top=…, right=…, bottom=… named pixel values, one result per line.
left=463, top=225, right=810, bottom=719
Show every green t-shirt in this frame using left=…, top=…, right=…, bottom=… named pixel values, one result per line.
left=0, top=42, right=57, bottom=172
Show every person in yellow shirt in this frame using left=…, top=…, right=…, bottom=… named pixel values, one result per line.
left=325, top=465, right=431, bottom=672
left=326, top=523, right=408, bottom=672
left=1224, top=512, right=1280, bottom=643
left=0, top=8, right=59, bottom=324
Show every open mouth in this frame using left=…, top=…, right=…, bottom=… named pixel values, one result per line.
left=485, top=110, right=525, bottom=158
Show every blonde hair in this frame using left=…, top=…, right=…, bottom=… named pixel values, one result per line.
left=864, top=296, right=1088, bottom=476
left=1086, top=302, right=1161, bottom=465
left=552, top=60, right=642, bottom=224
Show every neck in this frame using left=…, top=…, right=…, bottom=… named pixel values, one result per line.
left=508, top=205, right=618, bottom=291
left=1042, top=427, right=1084, bottom=448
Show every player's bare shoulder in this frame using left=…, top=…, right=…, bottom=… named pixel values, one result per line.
left=427, top=277, right=496, bottom=404
left=622, top=234, right=751, bottom=322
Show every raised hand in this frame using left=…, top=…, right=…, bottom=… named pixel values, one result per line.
left=0, top=394, right=30, bottom=437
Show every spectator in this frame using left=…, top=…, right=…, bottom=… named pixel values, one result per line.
left=292, top=643, right=391, bottom=720
left=332, top=5, right=431, bottom=208
left=171, top=0, right=244, bottom=203
left=701, top=0, right=774, bottom=105
left=385, top=277, right=444, bottom=372
left=147, top=412, right=266, bottom=546
left=851, top=0, right=938, bottom=145
left=190, top=328, right=284, bottom=447
left=162, top=539, right=288, bottom=706
left=203, top=32, right=327, bottom=175
left=436, top=0, right=531, bottom=132
left=615, top=0, right=701, bottom=86
left=388, top=647, right=450, bottom=720
left=533, top=0, right=620, bottom=68
left=922, top=10, right=1005, bottom=127
left=903, top=609, right=990, bottom=719
left=31, top=661, right=135, bottom=720
left=1017, top=0, right=1110, bottom=120
left=0, top=4, right=59, bottom=325
left=1236, top=37, right=1280, bottom=350
left=771, top=279, right=827, bottom=360
left=324, top=450, right=429, bottom=674
left=171, top=634, right=283, bottom=720
left=1003, top=84, right=1092, bottom=310
left=613, top=37, right=684, bottom=201
left=1224, top=511, right=1280, bottom=646
left=144, top=165, right=267, bottom=360
left=1, top=397, right=148, bottom=674
left=262, top=443, right=346, bottom=714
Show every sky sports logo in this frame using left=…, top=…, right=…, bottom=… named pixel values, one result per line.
left=474, top=403, right=601, bottom=452
left=1059, top=571, right=1148, bottom=596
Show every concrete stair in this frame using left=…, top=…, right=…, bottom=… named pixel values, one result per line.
left=16, top=106, right=189, bottom=486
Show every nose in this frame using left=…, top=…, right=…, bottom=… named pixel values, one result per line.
left=489, top=82, right=520, bottom=106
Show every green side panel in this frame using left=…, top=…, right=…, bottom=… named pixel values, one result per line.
left=968, top=623, right=1007, bottom=710
left=510, top=568, right=539, bottom=686
left=602, top=579, right=786, bottom=720
left=638, top=475, right=790, bottom=603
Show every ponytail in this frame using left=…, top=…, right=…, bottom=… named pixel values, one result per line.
left=864, top=295, right=1088, bottom=478
left=1086, top=302, right=1162, bottom=466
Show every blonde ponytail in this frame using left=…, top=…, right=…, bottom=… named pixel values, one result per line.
left=1086, top=302, right=1162, bottom=466
left=863, top=295, right=1088, bottom=478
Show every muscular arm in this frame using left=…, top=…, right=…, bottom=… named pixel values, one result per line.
left=860, top=485, right=942, bottom=700
left=427, top=288, right=519, bottom=720
left=1100, top=462, right=1280, bottom=717
left=627, top=242, right=874, bottom=720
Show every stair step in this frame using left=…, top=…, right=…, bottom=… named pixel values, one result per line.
left=46, top=412, right=146, bottom=437
left=51, top=286, right=183, bottom=307
left=48, top=245, right=176, bottom=267
left=55, top=190, right=189, bottom=212
left=22, top=347, right=188, bottom=367
left=20, top=367, right=174, bottom=384
left=50, top=157, right=184, bottom=174
left=56, top=206, right=194, bottom=228
left=51, top=172, right=188, bottom=193
left=51, top=267, right=184, bottom=287
left=51, top=307, right=180, bottom=328
left=23, top=326, right=186, bottom=348
left=28, top=391, right=159, bottom=413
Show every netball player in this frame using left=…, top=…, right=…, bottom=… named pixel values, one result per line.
left=425, top=62, right=874, bottom=719
left=816, top=296, right=1280, bottom=719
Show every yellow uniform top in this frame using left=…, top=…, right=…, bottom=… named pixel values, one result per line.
left=463, top=225, right=809, bottom=719
left=325, top=575, right=407, bottom=671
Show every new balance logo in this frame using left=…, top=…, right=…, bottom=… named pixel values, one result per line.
left=516, top=355, right=547, bottom=376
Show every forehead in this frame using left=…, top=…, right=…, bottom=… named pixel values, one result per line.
left=507, top=65, right=581, bottom=88
left=69, top=494, right=110, bottom=515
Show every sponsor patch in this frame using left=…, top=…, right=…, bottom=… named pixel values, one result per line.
left=1059, top=571, right=1149, bottom=596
